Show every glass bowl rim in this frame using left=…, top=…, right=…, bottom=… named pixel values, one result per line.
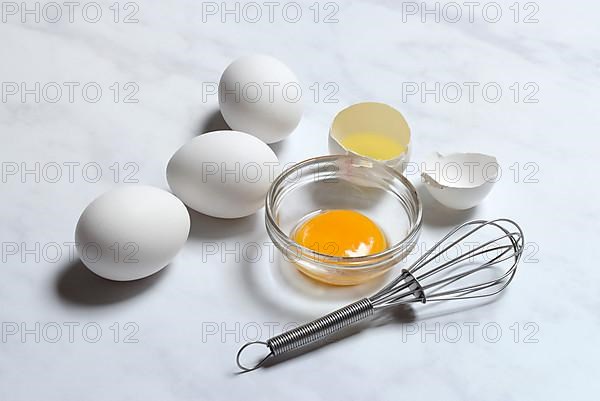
left=265, top=154, right=423, bottom=266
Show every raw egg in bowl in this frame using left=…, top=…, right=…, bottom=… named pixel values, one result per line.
left=265, top=155, right=422, bottom=285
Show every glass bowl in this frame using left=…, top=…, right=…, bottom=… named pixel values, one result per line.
left=265, top=155, right=422, bottom=285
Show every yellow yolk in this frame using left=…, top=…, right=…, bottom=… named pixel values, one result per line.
left=340, top=132, right=407, bottom=161
left=293, top=210, right=387, bottom=258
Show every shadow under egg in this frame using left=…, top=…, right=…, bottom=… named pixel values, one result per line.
left=197, top=108, right=230, bottom=135
left=187, top=207, right=262, bottom=241
left=55, top=260, right=168, bottom=306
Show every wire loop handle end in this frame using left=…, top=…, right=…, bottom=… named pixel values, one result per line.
left=236, top=341, right=273, bottom=373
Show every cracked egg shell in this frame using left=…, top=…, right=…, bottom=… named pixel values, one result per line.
left=421, top=152, right=499, bottom=210
left=329, top=102, right=411, bottom=172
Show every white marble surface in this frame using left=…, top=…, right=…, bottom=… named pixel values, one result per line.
left=1, top=0, right=599, bottom=400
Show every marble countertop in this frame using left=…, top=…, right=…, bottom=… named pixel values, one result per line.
left=1, top=0, right=599, bottom=400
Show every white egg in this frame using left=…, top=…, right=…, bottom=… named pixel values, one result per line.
left=75, top=185, right=190, bottom=281
left=219, top=54, right=303, bottom=144
left=166, top=130, right=280, bottom=218
left=421, top=152, right=499, bottom=210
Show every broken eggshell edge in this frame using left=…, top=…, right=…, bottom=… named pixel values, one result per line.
left=328, top=134, right=411, bottom=173
left=328, top=102, right=412, bottom=173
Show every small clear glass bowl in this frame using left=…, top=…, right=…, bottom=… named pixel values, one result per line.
left=266, top=155, right=422, bottom=285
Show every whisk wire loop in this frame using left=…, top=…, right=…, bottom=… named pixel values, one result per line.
left=371, top=219, right=523, bottom=307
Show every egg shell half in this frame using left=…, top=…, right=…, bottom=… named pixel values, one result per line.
left=166, top=130, right=280, bottom=219
left=421, top=152, right=499, bottom=210
left=75, top=185, right=190, bottom=281
left=329, top=102, right=412, bottom=172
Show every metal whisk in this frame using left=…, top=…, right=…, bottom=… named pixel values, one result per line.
left=236, top=218, right=524, bottom=372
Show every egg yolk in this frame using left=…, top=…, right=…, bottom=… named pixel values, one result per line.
left=340, top=132, right=407, bottom=161
left=293, top=210, right=387, bottom=258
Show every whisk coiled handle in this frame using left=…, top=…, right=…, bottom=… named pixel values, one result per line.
left=236, top=298, right=373, bottom=371
left=268, top=298, right=374, bottom=355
